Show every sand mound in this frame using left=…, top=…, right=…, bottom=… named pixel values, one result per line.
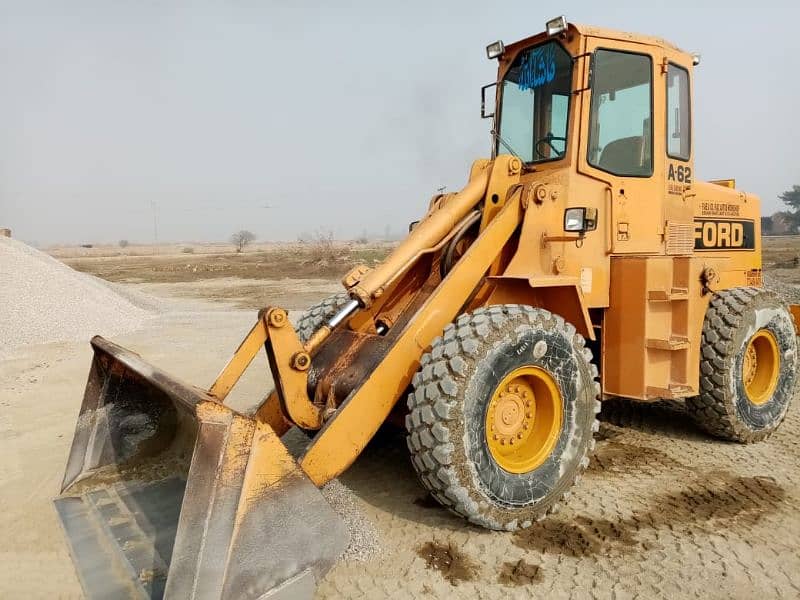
left=0, top=238, right=152, bottom=357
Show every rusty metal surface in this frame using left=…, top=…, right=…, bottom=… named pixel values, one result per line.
left=790, top=305, right=800, bottom=335
left=164, top=402, right=347, bottom=599
left=311, top=330, right=385, bottom=409
left=310, top=269, right=441, bottom=412
left=57, top=337, right=347, bottom=599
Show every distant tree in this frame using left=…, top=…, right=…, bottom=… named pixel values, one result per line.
left=779, top=185, right=800, bottom=230
left=230, top=230, right=256, bottom=252
left=355, top=229, right=369, bottom=244
left=772, top=211, right=794, bottom=234
left=761, top=215, right=773, bottom=236
left=119, top=239, right=129, bottom=248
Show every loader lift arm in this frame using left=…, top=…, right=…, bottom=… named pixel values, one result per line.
left=213, top=155, right=525, bottom=487
left=208, top=306, right=323, bottom=431
left=298, top=180, right=524, bottom=484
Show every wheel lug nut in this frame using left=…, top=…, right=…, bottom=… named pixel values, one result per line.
left=526, top=412, right=532, bottom=418
left=509, top=438, right=515, bottom=445
left=522, top=423, right=528, bottom=430
left=517, top=432, right=524, bottom=439
left=522, top=391, right=529, bottom=398
left=493, top=434, right=498, bottom=440
left=500, top=439, right=506, bottom=445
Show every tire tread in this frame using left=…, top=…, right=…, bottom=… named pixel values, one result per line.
left=405, top=304, right=600, bottom=531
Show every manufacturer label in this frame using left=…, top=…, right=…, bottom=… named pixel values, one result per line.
left=693, top=219, right=755, bottom=251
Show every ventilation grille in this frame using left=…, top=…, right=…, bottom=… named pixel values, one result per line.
left=665, top=221, right=694, bottom=255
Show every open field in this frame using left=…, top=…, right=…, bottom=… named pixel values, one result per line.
left=762, top=236, right=800, bottom=286
left=51, top=236, right=800, bottom=309
left=58, top=241, right=393, bottom=310
left=2, top=238, right=800, bottom=598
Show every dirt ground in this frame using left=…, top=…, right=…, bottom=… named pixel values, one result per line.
left=55, top=241, right=390, bottom=310
left=1, top=240, right=800, bottom=599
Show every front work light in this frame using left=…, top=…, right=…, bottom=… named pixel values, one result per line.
left=486, top=40, right=505, bottom=60
left=546, top=16, right=567, bottom=37
left=564, top=207, right=598, bottom=233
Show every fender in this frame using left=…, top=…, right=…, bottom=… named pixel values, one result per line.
left=485, top=275, right=595, bottom=340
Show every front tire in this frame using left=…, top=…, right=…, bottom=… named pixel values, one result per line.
left=686, top=287, right=797, bottom=443
left=405, top=305, right=600, bottom=531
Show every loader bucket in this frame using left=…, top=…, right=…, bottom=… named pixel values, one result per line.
left=55, top=336, right=348, bottom=599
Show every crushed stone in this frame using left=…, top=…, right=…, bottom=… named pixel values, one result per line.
left=0, top=237, right=154, bottom=358
left=281, top=428, right=382, bottom=562
left=322, top=479, right=382, bottom=562
left=763, top=272, right=800, bottom=304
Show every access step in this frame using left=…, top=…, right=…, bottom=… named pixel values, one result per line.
left=645, top=383, right=694, bottom=399
left=647, top=287, right=689, bottom=302
left=645, top=336, right=690, bottom=350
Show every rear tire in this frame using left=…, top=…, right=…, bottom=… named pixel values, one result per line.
left=295, top=292, right=351, bottom=343
left=405, top=305, right=600, bottom=531
left=293, top=292, right=351, bottom=437
left=686, top=287, right=797, bottom=443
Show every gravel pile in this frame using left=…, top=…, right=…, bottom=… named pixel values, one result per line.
left=322, top=479, right=382, bottom=562
left=281, top=428, right=382, bottom=562
left=763, top=272, right=800, bottom=304
left=0, top=237, right=153, bottom=358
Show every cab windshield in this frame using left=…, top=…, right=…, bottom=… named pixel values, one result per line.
left=497, top=41, right=573, bottom=163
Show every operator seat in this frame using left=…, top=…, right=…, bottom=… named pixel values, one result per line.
left=598, top=136, right=648, bottom=175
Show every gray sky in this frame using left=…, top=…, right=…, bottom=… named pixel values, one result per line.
left=1, top=1, right=798, bottom=245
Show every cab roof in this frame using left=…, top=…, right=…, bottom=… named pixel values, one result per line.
left=504, top=22, right=688, bottom=57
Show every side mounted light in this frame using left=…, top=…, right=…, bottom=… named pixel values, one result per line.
left=564, top=207, right=598, bottom=233
left=486, top=40, right=505, bottom=60
left=546, top=15, right=567, bottom=37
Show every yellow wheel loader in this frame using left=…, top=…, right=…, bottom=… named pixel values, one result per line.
left=55, top=17, right=799, bottom=599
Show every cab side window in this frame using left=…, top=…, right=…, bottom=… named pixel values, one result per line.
left=666, top=64, right=690, bottom=160
left=588, top=50, right=653, bottom=177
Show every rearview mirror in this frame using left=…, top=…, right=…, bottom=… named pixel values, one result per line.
left=481, top=82, right=497, bottom=119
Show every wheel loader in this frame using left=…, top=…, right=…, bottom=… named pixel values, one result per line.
left=55, top=17, right=799, bottom=599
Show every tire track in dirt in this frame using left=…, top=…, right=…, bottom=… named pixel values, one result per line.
left=319, top=400, right=800, bottom=599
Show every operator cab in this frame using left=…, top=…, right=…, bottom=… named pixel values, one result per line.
left=485, top=16, right=693, bottom=181
left=484, top=17, right=696, bottom=253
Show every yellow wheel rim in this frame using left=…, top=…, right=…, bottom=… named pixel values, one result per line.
left=743, top=329, right=780, bottom=406
left=485, top=366, right=563, bottom=474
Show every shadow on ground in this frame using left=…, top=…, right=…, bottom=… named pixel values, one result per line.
left=339, top=427, right=472, bottom=531
left=598, top=397, right=709, bottom=441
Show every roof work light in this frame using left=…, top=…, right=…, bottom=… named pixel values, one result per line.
left=546, top=16, right=567, bottom=37
left=486, top=40, right=505, bottom=60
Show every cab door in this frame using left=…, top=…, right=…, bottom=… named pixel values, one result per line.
left=578, top=39, right=664, bottom=255
left=662, top=55, right=696, bottom=245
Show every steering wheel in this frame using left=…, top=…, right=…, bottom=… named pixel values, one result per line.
left=535, top=135, right=567, bottom=159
